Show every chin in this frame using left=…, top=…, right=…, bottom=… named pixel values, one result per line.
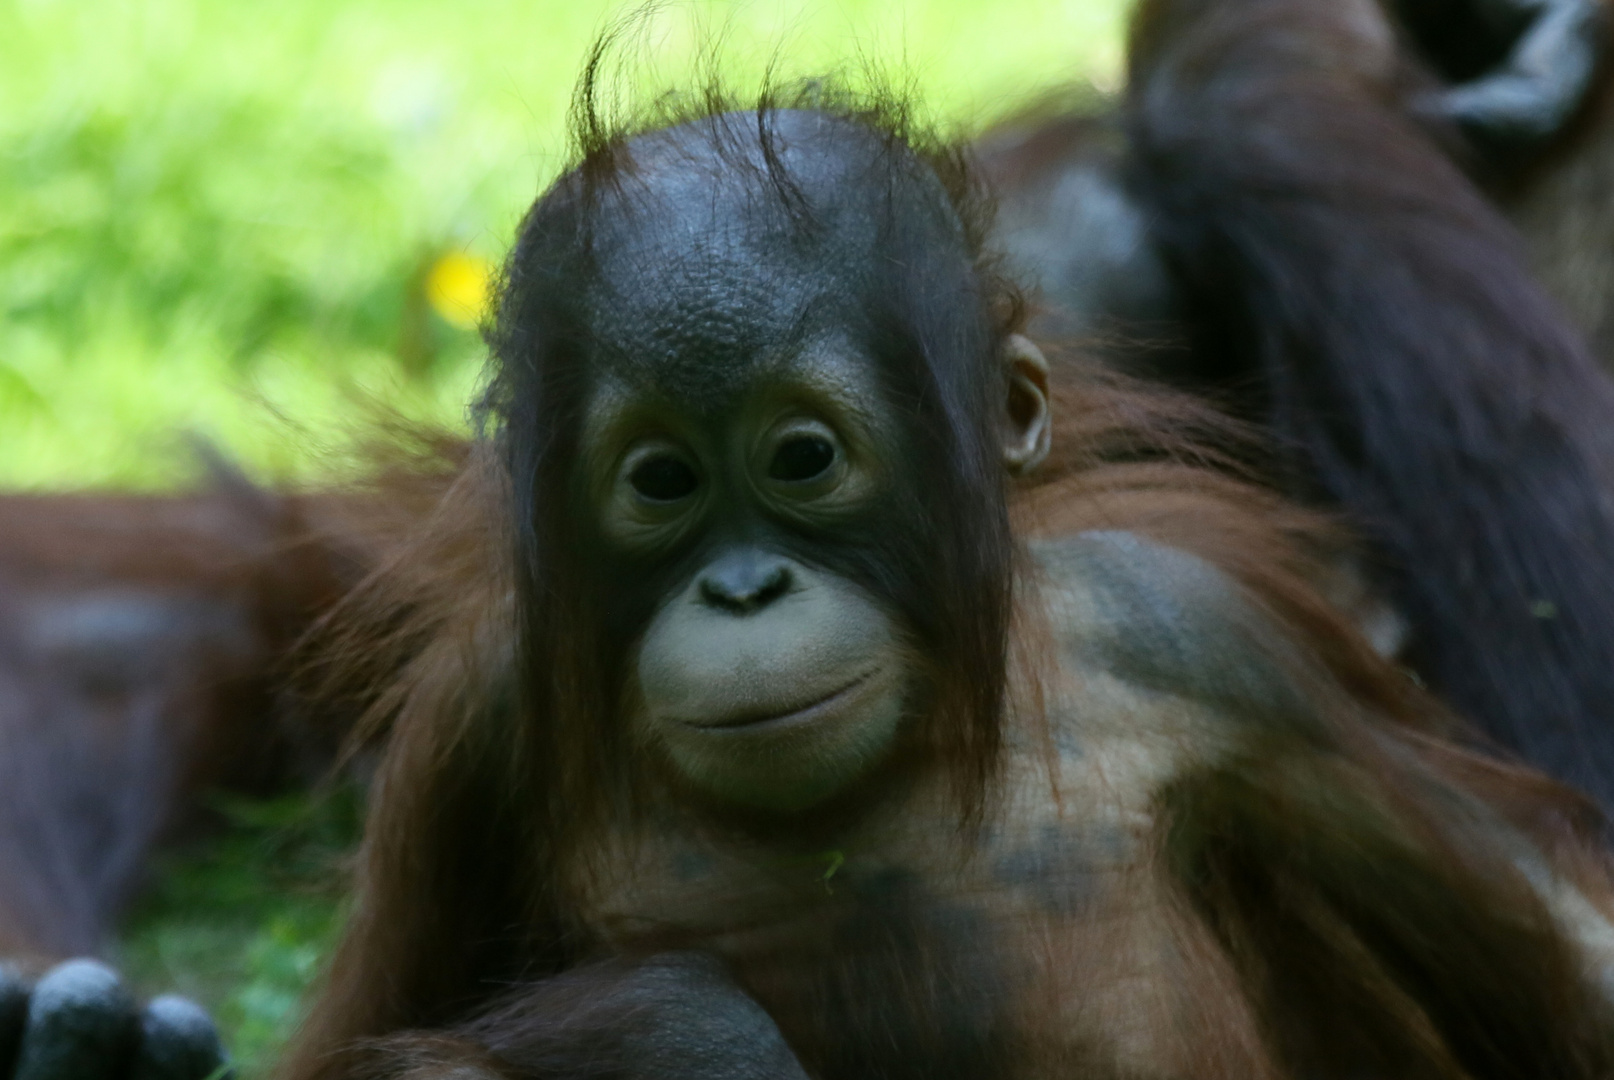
left=652, top=665, right=910, bottom=814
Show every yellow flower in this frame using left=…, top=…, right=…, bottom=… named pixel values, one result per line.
left=426, top=251, right=493, bottom=330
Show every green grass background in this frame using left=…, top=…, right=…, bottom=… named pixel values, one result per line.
left=0, top=0, right=1125, bottom=1074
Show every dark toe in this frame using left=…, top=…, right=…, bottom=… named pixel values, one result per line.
left=0, top=965, right=27, bottom=1076
left=131, top=996, right=229, bottom=1080
left=13, top=959, right=137, bottom=1080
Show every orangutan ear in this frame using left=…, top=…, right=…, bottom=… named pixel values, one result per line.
left=1001, top=334, right=1052, bottom=476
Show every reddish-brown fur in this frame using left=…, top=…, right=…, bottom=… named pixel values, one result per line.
left=0, top=482, right=358, bottom=961
left=272, top=0, right=1614, bottom=1058
left=276, top=356, right=1614, bottom=1079
left=979, top=0, right=1614, bottom=813
left=2, top=2, right=1612, bottom=1077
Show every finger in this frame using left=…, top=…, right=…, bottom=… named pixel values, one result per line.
left=1419, top=0, right=1609, bottom=146
left=0, top=965, right=27, bottom=1076
left=130, top=996, right=230, bottom=1080
left=13, top=960, right=136, bottom=1080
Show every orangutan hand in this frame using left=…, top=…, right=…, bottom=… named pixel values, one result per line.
left=0, top=960, right=228, bottom=1080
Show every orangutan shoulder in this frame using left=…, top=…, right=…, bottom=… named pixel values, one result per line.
left=1027, top=530, right=1328, bottom=739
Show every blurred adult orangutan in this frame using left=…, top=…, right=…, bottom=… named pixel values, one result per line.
left=982, top=0, right=1614, bottom=810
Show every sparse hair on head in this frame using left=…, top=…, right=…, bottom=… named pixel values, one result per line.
left=479, top=13, right=1025, bottom=437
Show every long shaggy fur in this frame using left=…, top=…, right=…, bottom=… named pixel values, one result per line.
left=1126, top=0, right=1614, bottom=810
left=279, top=6, right=1614, bottom=1078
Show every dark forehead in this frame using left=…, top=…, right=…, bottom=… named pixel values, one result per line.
left=548, top=109, right=974, bottom=401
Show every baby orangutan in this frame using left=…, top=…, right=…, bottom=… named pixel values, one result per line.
left=269, top=5, right=1614, bottom=1077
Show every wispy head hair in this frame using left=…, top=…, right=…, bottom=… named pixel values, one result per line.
left=477, top=6, right=1022, bottom=422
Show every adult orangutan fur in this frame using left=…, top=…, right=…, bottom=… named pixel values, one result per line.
left=262, top=2, right=1614, bottom=1078
left=1389, top=0, right=1614, bottom=370
left=0, top=479, right=356, bottom=964
left=0, top=478, right=370, bottom=1080
left=981, top=0, right=1614, bottom=811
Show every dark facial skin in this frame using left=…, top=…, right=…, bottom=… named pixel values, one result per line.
left=596, top=332, right=913, bottom=811
left=553, top=112, right=1049, bottom=812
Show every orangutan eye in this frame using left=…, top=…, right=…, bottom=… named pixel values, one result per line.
left=768, top=435, right=836, bottom=482
left=629, top=455, right=699, bottom=501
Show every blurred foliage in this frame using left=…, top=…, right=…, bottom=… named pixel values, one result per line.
left=0, top=0, right=1127, bottom=1071
left=114, top=788, right=363, bottom=1080
left=0, top=0, right=1125, bottom=490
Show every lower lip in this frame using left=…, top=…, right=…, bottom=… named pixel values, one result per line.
left=686, top=670, right=880, bottom=732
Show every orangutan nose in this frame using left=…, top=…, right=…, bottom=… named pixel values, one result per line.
left=698, top=549, right=794, bottom=614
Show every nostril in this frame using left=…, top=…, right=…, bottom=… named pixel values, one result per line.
left=698, top=577, right=738, bottom=610
left=698, top=556, right=794, bottom=613
left=754, top=564, right=791, bottom=606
